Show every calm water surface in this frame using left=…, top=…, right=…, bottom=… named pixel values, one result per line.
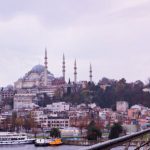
left=0, top=145, right=137, bottom=150
left=0, top=145, right=85, bottom=150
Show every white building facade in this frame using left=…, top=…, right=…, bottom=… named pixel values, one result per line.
left=116, top=101, right=129, bottom=112
left=46, top=102, right=70, bottom=112
left=13, top=93, right=36, bottom=110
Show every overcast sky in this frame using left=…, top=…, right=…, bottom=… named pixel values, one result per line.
left=0, top=0, right=150, bottom=86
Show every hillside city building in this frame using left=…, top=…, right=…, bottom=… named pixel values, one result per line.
left=1, top=49, right=150, bottom=139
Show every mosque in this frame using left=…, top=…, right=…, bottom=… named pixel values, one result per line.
left=14, top=49, right=65, bottom=110
left=13, top=49, right=93, bottom=110
left=14, top=50, right=64, bottom=89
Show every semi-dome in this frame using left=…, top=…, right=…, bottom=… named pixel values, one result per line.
left=31, top=65, right=45, bottom=74
left=4, top=85, right=14, bottom=91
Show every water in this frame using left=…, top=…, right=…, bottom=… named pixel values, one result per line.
left=0, top=145, right=139, bottom=150
left=0, top=145, right=85, bottom=150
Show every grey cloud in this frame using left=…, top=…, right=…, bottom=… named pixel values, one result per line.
left=0, top=0, right=150, bottom=85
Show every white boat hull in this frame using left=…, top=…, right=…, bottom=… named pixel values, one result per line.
left=0, top=132, right=35, bottom=145
left=0, top=139, right=34, bottom=145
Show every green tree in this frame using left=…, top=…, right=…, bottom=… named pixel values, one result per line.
left=87, top=121, right=102, bottom=141
left=50, top=128, right=61, bottom=138
left=109, top=122, right=123, bottom=139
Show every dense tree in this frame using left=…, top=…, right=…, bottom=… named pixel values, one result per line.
left=15, top=116, right=24, bottom=132
left=87, top=121, right=102, bottom=141
left=11, top=111, right=17, bottom=131
left=50, top=128, right=61, bottom=138
left=109, top=122, right=123, bottom=139
left=59, top=77, right=150, bottom=108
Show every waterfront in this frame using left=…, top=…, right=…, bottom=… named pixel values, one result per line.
left=0, top=145, right=85, bottom=150
left=0, top=145, right=139, bottom=150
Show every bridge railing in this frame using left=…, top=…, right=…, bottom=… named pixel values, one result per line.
left=80, top=128, right=150, bottom=150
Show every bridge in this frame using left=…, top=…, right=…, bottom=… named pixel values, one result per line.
left=80, top=128, right=150, bottom=150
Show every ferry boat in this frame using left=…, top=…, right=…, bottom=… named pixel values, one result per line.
left=35, top=138, right=63, bottom=146
left=49, top=138, right=63, bottom=146
left=0, top=132, right=34, bottom=145
left=35, top=138, right=52, bottom=146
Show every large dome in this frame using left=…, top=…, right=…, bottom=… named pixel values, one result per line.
left=31, top=65, right=45, bottom=74
left=30, top=64, right=54, bottom=78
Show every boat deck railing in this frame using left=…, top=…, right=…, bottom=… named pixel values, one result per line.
left=80, top=128, right=150, bottom=150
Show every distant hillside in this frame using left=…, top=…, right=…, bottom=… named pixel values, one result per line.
left=59, top=78, right=150, bottom=108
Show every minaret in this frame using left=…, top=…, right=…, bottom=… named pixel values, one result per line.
left=62, top=54, right=65, bottom=81
left=74, top=59, right=77, bottom=83
left=44, top=48, right=48, bottom=86
left=89, top=63, right=92, bottom=83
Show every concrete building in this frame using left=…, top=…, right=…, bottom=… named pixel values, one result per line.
left=47, top=116, right=70, bottom=128
left=46, top=102, right=70, bottom=112
left=88, top=103, right=96, bottom=109
left=116, top=101, right=129, bottom=112
left=13, top=93, right=36, bottom=110
left=123, top=124, right=138, bottom=134
left=60, top=127, right=81, bottom=137
left=0, top=85, right=15, bottom=100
